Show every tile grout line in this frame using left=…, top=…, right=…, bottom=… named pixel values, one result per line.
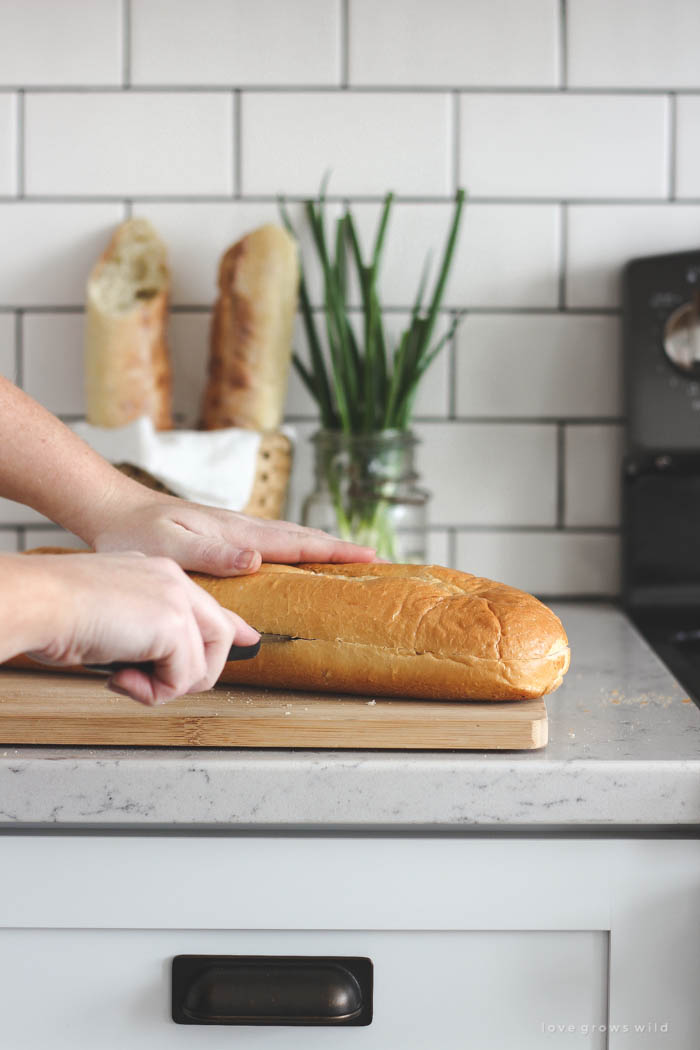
left=0, top=85, right=693, bottom=96
left=122, top=0, right=131, bottom=88
left=668, top=93, right=677, bottom=200
left=0, top=520, right=621, bottom=537
left=2, top=193, right=693, bottom=206
left=447, top=309, right=459, bottom=420
left=340, top=0, right=350, bottom=88
left=14, top=309, right=23, bottom=388
left=285, top=414, right=624, bottom=425
left=447, top=528, right=457, bottom=570
left=452, top=91, right=460, bottom=193
left=234, top=90, right=242, bottom=197
left=556, top=423, right=566, bottom=528
left=452, top=525, right=620, bottom=535
left=15, top=90, right=24, bottom=197
left=559, top=0, right=568, bottom=89
left=558, top=203, right=568, bottom=309
left=0, top=304, right=624, bottom=318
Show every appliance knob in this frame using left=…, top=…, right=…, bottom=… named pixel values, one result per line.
left=663, top=291, right=700, bottom=373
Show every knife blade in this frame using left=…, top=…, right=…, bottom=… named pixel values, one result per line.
left=84, top=632, right=295, bottom=675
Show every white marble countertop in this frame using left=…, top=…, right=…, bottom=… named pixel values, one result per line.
left=1, top=603, right=699, bottom=829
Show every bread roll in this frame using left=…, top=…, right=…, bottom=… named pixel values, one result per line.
left=12, top=553, right=570, bottom=701
left=200, top=224, right=299, bottom=431
left=195, top=563, right=570, bottom=701
left=85, top=218, right=172, bottom=430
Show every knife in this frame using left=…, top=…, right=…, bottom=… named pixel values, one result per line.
left=84, top=633, right=294, bottom=675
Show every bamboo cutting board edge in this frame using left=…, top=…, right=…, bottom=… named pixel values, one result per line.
left=0, top=671, right=548, bottom=751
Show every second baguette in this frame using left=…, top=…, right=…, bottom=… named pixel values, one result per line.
left=200, top=224, right=299, bottom=431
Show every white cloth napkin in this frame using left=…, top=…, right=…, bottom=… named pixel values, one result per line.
left=71, top=417, right=265, bottom=512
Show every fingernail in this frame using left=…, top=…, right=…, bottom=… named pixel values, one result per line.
left=235, top=549, right=258, bottom=570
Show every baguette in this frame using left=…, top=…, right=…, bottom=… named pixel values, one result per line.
left=195, top=563, right=569, bottom=700
left=14, top=552, right=570, bottom=701
left=85, top=218, right=172, bottom=430
left=200, top=224, right=299, bottom=431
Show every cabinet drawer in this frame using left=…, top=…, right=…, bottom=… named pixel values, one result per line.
left=0, top=928, right=606, bottom=1049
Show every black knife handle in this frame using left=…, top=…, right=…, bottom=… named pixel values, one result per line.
left=85, top=638, right=262, bottom=675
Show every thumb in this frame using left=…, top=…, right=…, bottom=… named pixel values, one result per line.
left=172, top=536, right=262, bottom=577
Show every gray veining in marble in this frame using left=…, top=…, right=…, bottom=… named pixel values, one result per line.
left=0, top=604, right=699, bottom=828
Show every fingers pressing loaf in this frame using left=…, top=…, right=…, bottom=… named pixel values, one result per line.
left=192, top=562, right=571, bottom=701
left=200, top=224, right=299, bottom=431
left=85, top=218, right=172, bottom=430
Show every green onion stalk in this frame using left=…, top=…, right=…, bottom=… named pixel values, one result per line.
left=280, top=184, right=466, bottom=559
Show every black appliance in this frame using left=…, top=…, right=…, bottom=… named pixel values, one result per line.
left=622, top=247, right=700, bottom=702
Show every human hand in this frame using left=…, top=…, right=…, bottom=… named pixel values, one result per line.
left=23, top=551, right=259, bottom=705
left=91, top=494, right=377, bottom=576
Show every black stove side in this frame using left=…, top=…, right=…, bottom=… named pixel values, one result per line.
left=622, top=248, right=700, bottom=702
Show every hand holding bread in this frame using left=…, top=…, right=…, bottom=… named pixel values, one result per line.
left=3, top=550, right=260, bottom=706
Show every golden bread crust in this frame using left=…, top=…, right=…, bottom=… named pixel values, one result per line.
left=192, top=562, right=570, bottom=700
left=200, top=224, right=299, bottom=431
left=85, top=218, right=172, bottom=430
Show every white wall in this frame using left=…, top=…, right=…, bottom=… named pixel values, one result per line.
left=1, top=0, right=699, bottom=594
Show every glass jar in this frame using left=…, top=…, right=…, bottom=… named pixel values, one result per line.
left=301, top=429, right=429, bottom=562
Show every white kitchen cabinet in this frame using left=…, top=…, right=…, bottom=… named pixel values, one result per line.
left=0, top=834, right=698, bottom=1048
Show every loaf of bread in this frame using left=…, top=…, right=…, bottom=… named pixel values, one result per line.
left=85, top=218, right=172, bottom=430
left=195, top=563, right=570, bottom=700
left=200, top=224, right=299, bottom=431
left=11, top=554, right=569, bottom=701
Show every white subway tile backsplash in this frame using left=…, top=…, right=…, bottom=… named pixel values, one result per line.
left=461, top=94, right=668, bottom=199
left=456, top=530, right=620, bottom=596
left=0, top=531, right=18, bottom=552
left=349, top=0, right=559, bottom=87
left=132, top=0, right=341, bottom=86
left=241, top=93, right=452, bottom=197
left=568, top=0, right=700, bottom=89
left=0, top=314, right=15, bottom=383
left=0, top=203, right=124, bottom=307
left=0, top=0, right=121, bottom=86
left=0, top=93, right=16, bottom=195
left=25, top=93, right=233, bottom=197
left=350, top=202, right=560, bottom=309
left=456, top=315, right=622, bottom=419
left=415, top=423, right=557, bottom=527
left=565, top=425, right=624, bottom=528
left=1, top=0, right=694, bottom=600
left=136, top=201, right=341, bottom=307
left=24, top=527, right=88, bottom=550
left=676, top=98, right=700, bottom=200
left=22, top=314, right=85, bottom=416
left=285, top=311, right=451, bottom=420
left=566, top=205, right=700, bottom=308
left=426, top=530, right=451, bottom=568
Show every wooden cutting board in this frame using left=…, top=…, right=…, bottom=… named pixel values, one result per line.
left=0, top=670, right=548, bottom=750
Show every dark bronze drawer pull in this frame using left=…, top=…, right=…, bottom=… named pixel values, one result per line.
left=171, top=954, right=373, bottom=1026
